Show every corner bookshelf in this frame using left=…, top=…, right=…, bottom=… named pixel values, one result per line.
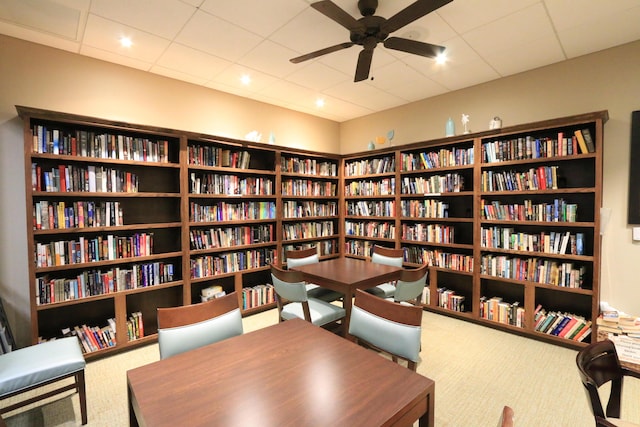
left=342, top=111, right=607, bottom=348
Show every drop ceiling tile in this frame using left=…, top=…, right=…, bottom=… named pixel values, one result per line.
left=150, top=65, right=209, bottom=86
left=545, top=0, right=640, bottom=31
left=462, top=3, right=553, bottom=57
left=237, top=40, right=300, bottom=78
left=402, top=36, right=479, bottom=77
left=79, top=44, right=153, bottom=71
left=199, top=0, right=307, bottom=38
left=82, top=14, right=171, bottom=63
left=175, top=9, right=262, bottom=62
left=0, top=0, right=87, bottom=41
left=208, top=64, right=280, bottom=93
left=0, top=21, right=81, bottom=53
left=484, top=34, right=565, bottom=76
left=555, top=6, right=640, bottom=58
left=323, top=80, right=407, bottom=112
left=367, top=62, right=447, bottom=101
left=156, top=43, right=232, bottom=80
left=258, top=80, right=319, bottom=108
left=90, top=0, right=195, bottom=40
left=428, top=57, right=500, bottom=91
left=438, top=0, right=538, bottom=34
left=286, top=62, right=351, bottom=91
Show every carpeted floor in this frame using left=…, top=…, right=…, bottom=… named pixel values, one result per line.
left=3, top=309, right=640, bottom=426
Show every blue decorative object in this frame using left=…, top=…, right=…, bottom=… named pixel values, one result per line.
left=446, top=118, right=455, bottom=137
left=368, top=141, right=376, bottom=150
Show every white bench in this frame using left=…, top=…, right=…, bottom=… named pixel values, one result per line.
left=0, top=337, right=87, bottom=425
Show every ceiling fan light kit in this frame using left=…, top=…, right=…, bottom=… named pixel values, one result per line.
left=290, top=0, right=452, bottom=82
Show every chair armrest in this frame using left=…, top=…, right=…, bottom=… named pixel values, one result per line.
left=621, top=366, right=640, bottom=380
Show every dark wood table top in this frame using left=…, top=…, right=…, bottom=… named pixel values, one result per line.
left=290, top=256, right=403, bottom=292
left=128, top=318, right=434, bottom=427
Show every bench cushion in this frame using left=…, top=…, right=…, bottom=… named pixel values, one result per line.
left=0, top=337, right=85, bottom=396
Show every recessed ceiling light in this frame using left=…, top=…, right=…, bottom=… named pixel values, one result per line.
left=119, top=36, right=132, bottom=48
left=241, top=75, right=251, bottom=85
left=316, top=98, right=325, bottom=108
left=435, top=52, right=447, bottom=65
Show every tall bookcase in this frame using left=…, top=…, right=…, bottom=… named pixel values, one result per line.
left=18, top=106, right=607, bottom=355
left=341, top=110, right=607, bottom=348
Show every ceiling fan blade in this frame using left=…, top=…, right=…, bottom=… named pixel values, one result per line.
left=383, top=37, right=445, bottom=58
left=354, top=48, right=374, bottom=82
left=290, top=42, right=355, bottom=64
left=311, top=1, right=365, bottom=33
left=382, top=0, right=453, bottom=34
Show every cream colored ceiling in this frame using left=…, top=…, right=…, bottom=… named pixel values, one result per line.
left=1, top=0, right=640, bottom=122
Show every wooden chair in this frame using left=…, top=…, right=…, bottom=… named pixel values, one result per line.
left=157, top=291, right=243, bottom=359
left=391, top=264, right=429, bottom=306
left=366, top=245, right=404, bottom=298
left=285, top=247, right=343, bottom=302
left=349, top=289, right=423, bottom=371
left=576, top=339, right=640, bottom=427
left=270, top=264, right=345, bottom=329
left=0, top=337, right=87, bottom=425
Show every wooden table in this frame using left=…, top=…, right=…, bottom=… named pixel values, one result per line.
left=128, top=319, right=434, bottom=427
left=290, top=256, right=403, bottom=333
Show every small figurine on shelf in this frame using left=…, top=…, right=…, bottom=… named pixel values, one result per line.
left=489, top=116, right=502, bottom=130
left=445, top=117, right=455, bottom=136
left=461, top=114, right=470, bottom=134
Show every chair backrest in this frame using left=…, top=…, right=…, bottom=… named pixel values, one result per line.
left=270, top=264, right=312, bottom=322
left=349, top=289, right=423, bottom=370
left=576, top=339, right=625, bottom=420
left=157, top=292, right=243, bottom=359
left=371, top=245, right=404, bottom=267
left=286, top=247, right=319, bottom=268
left=394, top=264, right=429, bottom=303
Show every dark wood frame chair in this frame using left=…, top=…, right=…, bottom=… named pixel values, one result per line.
left=576, top=339, right=640, bottom=426
left=393, top=264, right=429, bottom=305
left=285, top=247, right=343, bottom=302
left=350, top=289, right=423, bottom=371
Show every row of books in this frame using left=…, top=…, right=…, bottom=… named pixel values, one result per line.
left=33, top=200, right=124, bottom=230
left=481, top=128, right=594, bottom=163
left=401, top=146, right=474, bottom=171
left=481, top=199, right=578, bottom=222
left=189, top=225, right=274, bottom=250
left=35, top=233, right=154, bottom=268
left=283, top=241, right=337, bottom=258
left=189, top=201, right=276, bottom=222
left=282, top=221, right=335, bottom=240
left=345, top=221, right=396, bottom=239
left=33, top=163, right=139, bottom=193
left=280, top=157, right=337, bottom=177
left=344, top=178, right=396, bottom=196
left=32, top=125, right=171, bottom=163
left=480, top=166, right=559, bottom=192
left=405, top=248, right=474, bottom=272
left=127, top=312, right=144, bottom=341
left=344, top=155, right=395, bottom=176
left=190, top=248, right=276, bottom=279
left=480, top=254, right=585, bottom=288
left=35, top=263, right=175, bottom=305
left=479, top=296, right=524, bottom=327
left=344, top=240, right=380, bottom=257
left=346, top=200, right=395, bottom=217
left=596, top=314, right=640, bottom=338
left=481, top=227, right=585, bottom=255
left=283, top=200, right=338, bottom=218
left=437, top=288, right=466, bottom=312
left=401, top=173, right=465, bottom=194
left=533, top=307, right=592, bottom=341
left=189, top=173, right=273, bottom=195
left=188, top=145, right=251, bottom=169
left=61, top=320, right=117, bottom=354
left=400, top=199, right=450, bottom=219
left=281, top=179, right=337, bottom=197
left=401, top=223, right=455, bottom=244
left=242, top=283, right=275, bottom=310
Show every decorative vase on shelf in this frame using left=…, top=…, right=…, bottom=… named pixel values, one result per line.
left=445, top=117, right=455, bottom=137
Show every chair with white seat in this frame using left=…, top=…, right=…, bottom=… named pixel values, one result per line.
left=391, top=264, right=429, bottom=306
left=157, top=291, right=243, bottom=359
left=0, top=337, right=87, bottom=425
left=270, top=264, right=345, bottom=330
left=285, top=247, right=343, bottom=302
left=349, top=289, right=423, bottom=371
left=365, top=245, right=404, bottom=299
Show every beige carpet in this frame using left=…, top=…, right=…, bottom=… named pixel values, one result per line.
left=3, top=309, right=640, bottom=427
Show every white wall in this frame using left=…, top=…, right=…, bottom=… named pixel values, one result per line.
left=340, top=39, right=640, bottom=318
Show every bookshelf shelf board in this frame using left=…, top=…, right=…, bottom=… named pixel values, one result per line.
left=189, top=194, right=277, bottom=200
left=480, top=219, right=595, bottom=227
left=401, top=241, right=474, bottom=250
left=31, top=153, right=181, bottom=168
left=34, top=251, right=183, bottom=273
left=34, top=222, right=182, bottom=235
left=400, top=217, right=473, bottom=223
left=190, top=242, right=276, bottom=254
left=401, top=164, right=475, bottom=174
left=480, top=153, right=597, bottom=167
left=33, top=191, right=181, bottom=198
left=399, top=191, right=474, bottom=198
left=481, top=188, right=595, bottom=195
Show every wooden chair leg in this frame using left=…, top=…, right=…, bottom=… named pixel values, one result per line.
left=77, top=370, right=88, bottom=425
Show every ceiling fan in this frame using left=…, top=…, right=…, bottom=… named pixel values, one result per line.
left=290, top=0, right=452, bottom=82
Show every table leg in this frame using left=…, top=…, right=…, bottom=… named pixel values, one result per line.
left=418, top=390, right=434, bottom=427
left=128, top=385, right=140, bottom=427
left=341, top=291, right=353, bottom=338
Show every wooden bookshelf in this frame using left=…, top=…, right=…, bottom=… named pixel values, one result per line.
left=18, top=106, right=607, bottom=355
left=341, top=110, right=608, bottom=348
